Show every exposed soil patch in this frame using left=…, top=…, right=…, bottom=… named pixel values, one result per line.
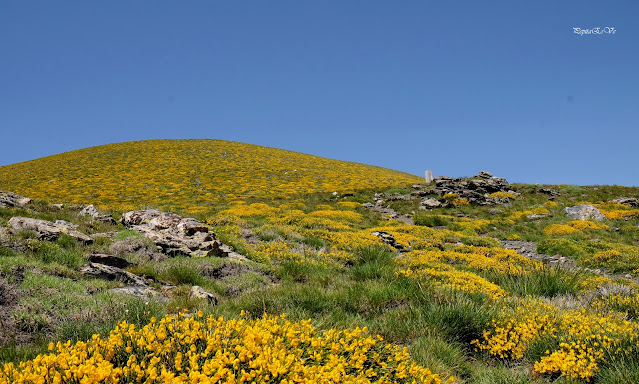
left=0, top=274, right=26, bottom=346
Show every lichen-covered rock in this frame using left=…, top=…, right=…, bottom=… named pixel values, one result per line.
left=189, top=285, right=218, bottom=304
left=8, top=217, right=92, bottom=244
left=564, top=204, right=606, bottom=221
left=120, top=209, right=230, bottom=257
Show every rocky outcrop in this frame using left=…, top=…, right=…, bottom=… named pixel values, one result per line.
left=564, top=205, right=605, bottom=221
left=611, top=197, right=639, bottom=207
left=8, top=217, right=92, bottom=244
left=120, top=209, right=230, bottom=258
left=79, top=204, right=116, bottom=224
left=80, top=262, right=147, bottom=285
left=0, top=191, right=32, bottom=208
left=412, top=173, right=518, bottom=208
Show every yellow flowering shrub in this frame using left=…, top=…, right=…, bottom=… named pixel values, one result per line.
left=336, top=201, right=362, bottom=210
left=568, top=220, right=609, bottom=230
left=509, top=208, right=550, bottom=220
left=1, top=312, right=450, bottom=384
left=543, top=224, right=580, bottom=236
left=544, top=201, right=558, bottom=208
left=599, top=208, right=639, bottom=220
left=474, top=298, right=639, bottom=381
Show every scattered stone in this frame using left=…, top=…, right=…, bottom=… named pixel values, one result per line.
left=488, top=208, right=503, bottom=215
left=611, top=197, right=639, bottom=207
left=79, top=204, right=117, bottom=224
left=88, top=253, right=133, bottom=269
left=475, top=171, right=493, bottom=179
left=420, top=198, right=442, bottom=209
left=424, top=170, right=434, bottom=184
left=51, top=204, right=64, bottom=210
left=540, top=188, right=560, bottom=196
left=109, top=286, right=168, bottom=302
left=80, top=262, right=147, bottom=286
left=526, top=212, right=552, bottom=220
left=189, top=285, right=218, bottom=304
left=371, top=231, right=407, bottom=252
left=121, top=209, right=229, bottom=257
left=564, top=204, right=605, bottom=221
left=8, top=216, right=93, bottom=244
left=0, top=191, right=32, bottom=208
left=362, top=203, right=375, bottom=209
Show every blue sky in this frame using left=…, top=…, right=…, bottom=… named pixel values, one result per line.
left=1, top=1, right=637, bottom=185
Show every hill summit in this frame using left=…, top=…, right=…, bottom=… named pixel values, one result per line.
left=0, top=139, right=421, bottom=213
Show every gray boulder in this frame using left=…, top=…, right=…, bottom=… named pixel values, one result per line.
left=189, top=285, right=218, bottom=304
left=0, top=192, right=32, bottom=208
left=420, top=198, right=442, bottom=209
left=8, top=217, right=92, bottom=244
left=120, top=209, right=228, bottom=257
left=611, top=197, right=639, bottom=207
left=564, top=204, right=606, bottom=221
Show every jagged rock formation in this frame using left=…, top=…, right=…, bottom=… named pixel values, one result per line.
left=413, top=172, right=518, bottom=208
left=611, top=197, right=639, bottom=207
left=7, top=217, right=93, bottom=244
left=120, top=209, right=231, bottom=258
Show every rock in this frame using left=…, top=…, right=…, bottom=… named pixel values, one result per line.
left=371, top=231, right=407, bottom=252
left=611, top=197, right=639, bottom=207
left=109, top=286, right=168, bottom=302
left=8, top=217, right=93, bottom=244
left=0, top=191, right=32, bottom=208
left=80, top=262, right=147, bottom=285
left=120, top=209, right=228, bottom=258
left=88, top=254, right=133, bottom=269
left=362, top=203, right=375, bottom=209
left=564, top=204, right=605, bottom=221
left=424, top=170, right=434, bottom=184
left=488, top=208, right=503, bottom=215
left=51, top=204, right=64, bottom=210
left=526, top=213, right=551, bottom=220
left=189, top=285, right=218, bottom=304
left=540, top=188, right=560, bottom=196
left=54, top=220, right=78, bottom=230
left=420, top=198, right=442, bottom=209
left=475, top=171, right=493, bottom=179
left=79, top=204, right=116, bottom=224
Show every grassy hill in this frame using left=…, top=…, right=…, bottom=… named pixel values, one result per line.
left=0, top=139, right=422, bottom=213
left=1, top=141, right=639, bottom=383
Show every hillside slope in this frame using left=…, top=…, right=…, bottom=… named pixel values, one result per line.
left=0, top=139, right=422, bottom=213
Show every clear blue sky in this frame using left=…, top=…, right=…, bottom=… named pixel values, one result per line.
left=1, top=1, right=637, bottom=186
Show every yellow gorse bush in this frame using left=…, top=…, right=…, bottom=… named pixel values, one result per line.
left=1, top=312, right=450, bottom=384
left=473, top=298, right=639, bottom=381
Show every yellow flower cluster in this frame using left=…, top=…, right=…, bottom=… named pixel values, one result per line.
left=474, top=299, right=639, bottom=381
left=1, top=312, right=450, bottom=384
left=398, top=263, right=507, bottom=299
left=543, top=224, right=580, bottom=236
left=599, top=208, right=639, bottom=220
left=567, top=220, right=609, bottom=230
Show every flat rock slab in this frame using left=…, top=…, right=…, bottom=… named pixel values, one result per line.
left=8, top=216, right=92, bottom=244
left=121, top=209, right=228, bottom=257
